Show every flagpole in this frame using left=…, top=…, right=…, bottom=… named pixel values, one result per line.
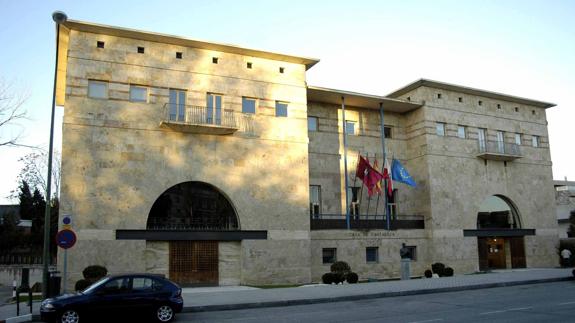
left=379, top=102, right=390, bottom=230
left=366, top=153, right=372, bottom=218
left=374, top=153, right=381, bottom=219
left=354, top=152, right=364, bottom=222
left=342, top=96, right=351, bottom=230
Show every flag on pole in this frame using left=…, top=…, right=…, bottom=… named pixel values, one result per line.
left=391, top=158, right=416, bottom=187
left=355, top=156, right=369, bottom=181
left=383, top=158, right=393, bottom=197
left=373, top=159, right=383, bottom=194
left=356, top=155, right=384, bottom=197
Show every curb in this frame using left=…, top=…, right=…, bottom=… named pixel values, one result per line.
left=0, top=314, right=32, bottom=323
left=183, top=276, right=574, bottom=313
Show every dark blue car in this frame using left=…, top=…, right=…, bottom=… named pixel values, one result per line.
left=40, top=274, right=183, bottom=323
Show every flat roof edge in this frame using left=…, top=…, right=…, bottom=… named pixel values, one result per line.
left=63, top=19, right=320, bottom=69
left=387, top=78, right=556, bottom=109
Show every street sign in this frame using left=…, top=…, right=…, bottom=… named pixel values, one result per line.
left=56, top=229, right=77, bottom=249
left=62, top=215, right=72, bottom=230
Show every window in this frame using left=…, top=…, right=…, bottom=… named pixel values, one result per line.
left=137, top=46, right=145, bottom=54
left=496, top=131, right=505, bottom=153
left=532, top=135, right=539, bottom=147
left=405, top=246, right=417, bottom=261
left=436, top=122, right=445, bottom=136
left=247, top=62, right=252, bottom=69
left=515, top=133, right=522, bottom=146
left=345, top=121, right=356, bottom=135
left=388, top=189, right=398, bottom=219
left=242, top=97, right=256, bottom=114
left=437, top=93, right=442, bottom=99
left=478, top=101, right=483, bottom=106
left=212, top=57, right=218, bottom=64
left=384, top=126, right=392, bottom=138
left=458, top=97, right=462, bottom=103
left=88, top=80, right=108, bottom=99
left=279, top=67, right=285, bottom=73
left=347, top=187, right=360, bottom=216
left=515, top=107, right=519, bottom=112
left=96, top=41, right=105, bottom=48
left=478, top=128, right=486, bottom=151
left=101, top=277, right=129, bottom=294
left=309, top=185, right=321, bottom=217
left=407, top=97, right=411, bottom=101
left=322, top=248, right=336, bottom=264
left=497, top=103, right=501, bottom=109
left=169, top=89, right=186, bottom=122
left=132, top=278, right=154, bottom=292
left=176, top=52, right=183, bottom=59
left=366, top=247, right=379, bottom=263
left=457, top=125, right=466, bottom=139
left=308, top=116, right=318, bottom=132
left=129, top=85, right=148, bottom=102
left=207, top=93, right=223, bottom=124
left=275, top=101, right=288, bottom=117
left=532, top=110, right=536, bottom=115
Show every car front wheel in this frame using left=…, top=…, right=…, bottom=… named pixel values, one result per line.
left=60, top=309, right=80, bottom=323
left=156, top=305, right=174, bottom=322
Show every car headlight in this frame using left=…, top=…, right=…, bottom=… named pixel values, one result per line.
left=41, top=302, right=56, bottom=311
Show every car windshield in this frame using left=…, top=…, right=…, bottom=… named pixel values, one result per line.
left=81, top=277, right=110, bottom=294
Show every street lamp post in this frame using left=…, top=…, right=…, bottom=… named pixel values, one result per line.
left=43, top=10, right=67, bottom=299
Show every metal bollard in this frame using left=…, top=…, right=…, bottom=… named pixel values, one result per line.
left=29, top=288, right=33, bottom=313
left=16, top=290, right=20, bottom=316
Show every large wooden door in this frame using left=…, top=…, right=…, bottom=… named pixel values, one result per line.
left=478, top=237, right=489, bottom=271
left=486, top=237, right=506, bottom=269
left=509, top=237, right=526, bottom=268
left=169, top=241, right=218, bottom=286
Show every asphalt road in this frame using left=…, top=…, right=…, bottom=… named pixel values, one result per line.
left=179, top=281, right=575, bottom=323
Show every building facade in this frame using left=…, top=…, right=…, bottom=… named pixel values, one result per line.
left=55, top=20, right=559, bottom=287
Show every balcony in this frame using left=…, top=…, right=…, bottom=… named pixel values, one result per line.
left=310, top=214, right=425, bottom=230
left=159, top=104, right=239, bottom=135
left=477, top=140, right=521, bottom=161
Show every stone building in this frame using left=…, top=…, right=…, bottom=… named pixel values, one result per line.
left=55, top=19, right=559, bottom=287
left=555, top=180, right=575, bottom=238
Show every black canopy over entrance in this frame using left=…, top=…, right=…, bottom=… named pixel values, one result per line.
left=147, top=181, right=239, bottom=231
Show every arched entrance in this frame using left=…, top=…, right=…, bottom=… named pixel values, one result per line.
left=475, top=195, right=526, bottom=270
left=147, top=181, right=239, bottom=286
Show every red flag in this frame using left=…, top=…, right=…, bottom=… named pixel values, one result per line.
left=355, top=156, right=369, bottom=181
left=373, top=159, right=383, bottom=194
left=365, top=163, right=384, bottom=197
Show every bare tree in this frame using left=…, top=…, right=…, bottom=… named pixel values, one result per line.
left=0, top=78, right=28, bottom=147
left=11, top=150, right=61, bottom=201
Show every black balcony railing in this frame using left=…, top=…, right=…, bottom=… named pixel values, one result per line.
left=160, top=104, right=239, bottom=134
left=477, top=140, right=521, bottom=161
left=147, top=216, right=238, bottom=231
left=310, top=214, right=425, bottom=230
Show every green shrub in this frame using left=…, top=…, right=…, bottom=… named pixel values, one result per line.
left=431, top=263, right=445, bottom=276
left=346, top=272, right=359, bottom=284
left=75, top=279, right=92, bottom=291
left=322, top=273, right=332, bottom=284
left=82, top=265, right=108, bottom=282
left=443, top=267, right=454, bottom=277
left=424, top=269, right=433, bottom=278
left=330, top=261, right=351, bottom=274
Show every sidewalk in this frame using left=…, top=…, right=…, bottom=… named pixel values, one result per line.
left=182, top=268, right=574, bottom=312
left=0, top=268, right=572, bottom=322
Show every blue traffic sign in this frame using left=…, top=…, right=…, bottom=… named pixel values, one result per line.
left=56, top=229, right=77, bottom=249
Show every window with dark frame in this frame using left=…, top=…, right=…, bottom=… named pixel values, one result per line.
left=212, top=57, right=218, bottom=64
left=97, top=41, right=105, bottom=48
left=345, top=120, right=356, bottom=135
left=309, top=185, right=321, bottom=217
left=275, top=101, right=288, bottom=117
left=176, top=52, right=183, bottom=59
left=322, top=248, right=336, bottom=264
left=478, top=100, right=483, bottom=106
left=366, top=247, right=379, bottom=263
left=247, top=62, right=253, bottom=69
left=88, top=80, right=108, bottom=99
left=437, top=93, right=442, bottom=99
left=279, top=67, right=285, bottom=73
left=129, top=85, right=148, bottom=102
left=405, top=246, right=417, bottom=261
left=308, top=116, right=318, bottom=132
left=137, top=46, right=145, bottom=54
left=242, top=97, right=256, bottom=114
left=384, top=126, right=392, bottom=138
left=458, top=97, right=462, bottom=102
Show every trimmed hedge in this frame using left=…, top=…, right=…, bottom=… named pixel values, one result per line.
left=74, top=279, right=92, bottom=292
left=443, top=267, right=454, bottom=277
left=424, top=269, right=433, bottom=278
left=82, top=265, right=108, bottom=281
left=346, top=272, right=359, bottom=284
left=431, top=263, right=445, bottom=276
left=330, top=261, right=351, bottom=274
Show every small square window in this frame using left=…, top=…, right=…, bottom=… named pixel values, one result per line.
left=275, top=101, right=288, bottom=117
left=384, top=126, right=392, bottom=138
left=478, top=101, right=483, bottom=106
left=88, top=80, right=108, bottom=99
left=515, top=133, right=522, bottom=145
left=322, top=248, right=336, bottom=264
left=345, top=121, right=356, bottom=135
left=176, top=52, right=183, bottom=59
left=212, top=57, right=218, bottom=64
left=308, top=116, right=318, bottom=132
left=436, top=122, right=445, bottom=136
left=515, top=107, right=519, bottom=112
left=407, top=97, right=411, bottom=101
left=137, top=46, right=145, bottom=54
left=497, top=103, right=501, bottom=109
left=458, top=97, right=462, bottom=103
left=242, top=97, right=256, bottom=114
left=279, top=67, right=285, bottom=73
left=366, top=247, right=379, bottom=263
left=437, top=93, right=442, bottom=99
left=130, top=85, right=148, bottom=102
left=247, top=62, right=253, bottom=69
left=309, top=185, right=321, bottom=216
left=457, top=125, right=466, bottom=139
left=97, top=41, right=105, bottom=48
left=532, top=110, right=536, bottom=115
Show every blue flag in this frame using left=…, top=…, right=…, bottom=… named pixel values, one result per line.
left=391, top=158, right=416, bottom=187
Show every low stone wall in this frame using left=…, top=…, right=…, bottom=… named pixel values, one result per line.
left=0, top=265, right=43, bottom=288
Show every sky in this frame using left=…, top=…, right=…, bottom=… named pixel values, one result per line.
left=0, top=0, right=573, bottom=203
